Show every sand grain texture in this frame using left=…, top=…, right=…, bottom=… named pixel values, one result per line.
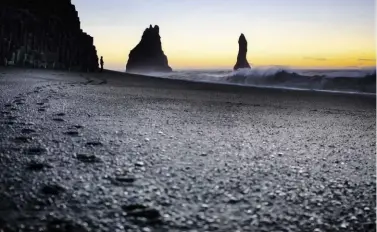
left=0, top=68, right=375, bottom=232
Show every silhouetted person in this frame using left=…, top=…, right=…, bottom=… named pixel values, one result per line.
left=100, top=56, right=104, bottom=72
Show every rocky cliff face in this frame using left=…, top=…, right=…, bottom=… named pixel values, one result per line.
left=126, top=25, right=172, bottom=73
left=233, top=33, right=251, bottom=71
left=0, top=0, right=98, bottom=71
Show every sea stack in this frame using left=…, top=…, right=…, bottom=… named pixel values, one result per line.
left=0, top=0, right=99, bottom=71
left=126, top=25, right=172, bottom=73
left=233, top=33, right=251, bottom=70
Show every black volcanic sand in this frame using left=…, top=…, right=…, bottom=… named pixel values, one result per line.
left=0, top=68, right=375, bottom=232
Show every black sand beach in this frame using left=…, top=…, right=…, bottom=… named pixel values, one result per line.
left=0, top=68, right=375, bottom=231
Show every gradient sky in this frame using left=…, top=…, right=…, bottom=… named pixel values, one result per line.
left=72, top=0, right=376, bottom=70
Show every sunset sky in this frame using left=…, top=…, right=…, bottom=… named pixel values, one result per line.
left=72, top=0, right=376, bottom=70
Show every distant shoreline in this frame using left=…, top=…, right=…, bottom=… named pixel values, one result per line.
left=100, top=69, right=376, bottom=99
left=1, top=67, right=375, bottom=99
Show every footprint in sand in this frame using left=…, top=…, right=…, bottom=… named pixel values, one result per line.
left=13, top=136, right=33, bottom=143
left=72, top=125, right=84, bottom=129
left=85, top=141, right=103, bottom=147
left=64, top=130, right=80, bottom=137
left=21, top=128, right=37, bottom=134
left=52, top=118, right=65, bottom=122
left=13, top=99, right=25, bottom=105
left=7, top=115, right=18, bottom=120
left=27, top=161, right=51, bottom=171
left=2, top=120, right=16, bottom=125
left=1, top=111, right=11, bottom=115
left=41, top=183, right=65, bottom=195
left=25, top=147, right=47, bottom=155
left=76, top=153, right=101, bottom=163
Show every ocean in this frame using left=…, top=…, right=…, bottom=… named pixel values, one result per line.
left=124, top=66, right=377, bottom=95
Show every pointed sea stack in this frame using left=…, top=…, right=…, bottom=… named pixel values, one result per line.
left=0, top=0, right=98, bottom=71
left=233, top=33, right=251, bottom=70
left=126, top=25, right=172, bottom=73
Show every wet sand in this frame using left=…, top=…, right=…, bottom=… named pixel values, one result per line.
left=0, top=68, right=375, bottom=232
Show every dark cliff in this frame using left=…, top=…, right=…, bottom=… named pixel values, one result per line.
left=233, top=33, right=251, bottom=71
left=0, top=0, right=98, bottom=71
left=126, top=25, right=172, bottom=73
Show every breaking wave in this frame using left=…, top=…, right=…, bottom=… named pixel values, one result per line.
left=128, top=66, right=377, bottom=94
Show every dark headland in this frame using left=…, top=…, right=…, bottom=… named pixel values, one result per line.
left=0, top=1, right=376, bottom=232
left=0, top=0, right=98, bottom=71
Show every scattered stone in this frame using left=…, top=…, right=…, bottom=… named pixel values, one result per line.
left=41, top=183, right=65, bottom=195
left=56, top=113, right=66, bottom=117
left=76, top=153, right=100, bottom=163
left=36, top=102, right=45, bottom=106
left=4, top=103, right=12, bottom=107
left=38, top=108, right=46, bottom=112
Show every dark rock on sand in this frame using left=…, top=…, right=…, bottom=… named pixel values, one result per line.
left=0, top=0, right=98, bottom=71
left=126, top=25, right=172, bottom=73
left=233, top=33, right=251, bottom=70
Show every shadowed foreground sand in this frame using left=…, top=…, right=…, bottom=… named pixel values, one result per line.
left=0, top=68, right=375, bottom=232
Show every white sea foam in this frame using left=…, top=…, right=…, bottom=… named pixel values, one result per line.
left=126, top=66, right=376, bottom=94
